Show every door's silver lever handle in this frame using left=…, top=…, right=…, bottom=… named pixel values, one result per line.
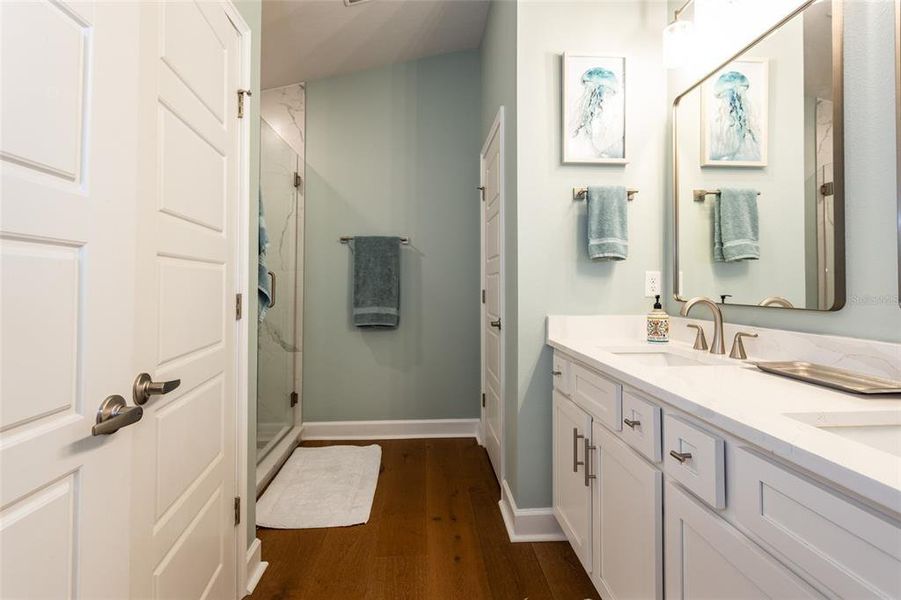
left=92, top=395, right=143, bottom=436
left=133, top=373, right=181, bottom=406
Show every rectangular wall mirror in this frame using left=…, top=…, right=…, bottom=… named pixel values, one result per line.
left=673, top=0, right=844, bottom=310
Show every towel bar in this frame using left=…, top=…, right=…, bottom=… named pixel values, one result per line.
left=693, top=189, right=762, bottom=202
left=339, top=236, right=410, bottom=245
left=573, top=188, right=638, bottom=201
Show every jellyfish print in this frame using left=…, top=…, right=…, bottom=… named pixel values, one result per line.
left=563, top=55, right=626, bottom=163
left=703, top=59, right=768, bottom=166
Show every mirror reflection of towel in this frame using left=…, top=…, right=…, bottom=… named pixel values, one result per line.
left=714, top=188, right=760, bottom=262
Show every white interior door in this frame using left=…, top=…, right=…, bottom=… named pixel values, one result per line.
left=481, top=109, right=504, bottom=483
left=130, top=2, right=243, bottom=598
left=0, top=1, right=141, bottom=598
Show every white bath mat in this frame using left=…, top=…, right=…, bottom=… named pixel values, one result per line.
left=256, top=444, right=382, bottom=529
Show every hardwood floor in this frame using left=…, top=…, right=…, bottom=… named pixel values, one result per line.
left=250, top=438, right=599, bottom=600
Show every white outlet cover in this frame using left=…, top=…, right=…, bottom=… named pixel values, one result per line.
left=645, top=270, right=662, bottom=297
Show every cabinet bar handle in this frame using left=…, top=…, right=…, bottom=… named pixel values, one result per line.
left=584, top=438, right=597, bottom=487
left=624, top=418, right=640, bottom=429
left=552, top=370, right=563, bottom=376
left=669, top=450, right=693, bottom=463
left=573, top=427, right=584, bottom=472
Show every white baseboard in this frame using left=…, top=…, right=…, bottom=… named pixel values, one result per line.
left=498, top=479, right=566, bottom=543
left=244, top=538, right=268, bottom=596
left=301, top=418, right=480, bottom=440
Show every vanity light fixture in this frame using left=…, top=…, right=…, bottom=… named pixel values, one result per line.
left=663, top=0, right=696, bottom=69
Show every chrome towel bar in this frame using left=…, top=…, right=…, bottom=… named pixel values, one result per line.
left=693, top=189, right=762, bottom=202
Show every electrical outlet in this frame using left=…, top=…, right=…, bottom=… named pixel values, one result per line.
left=645, top=270, right=662, bottom=297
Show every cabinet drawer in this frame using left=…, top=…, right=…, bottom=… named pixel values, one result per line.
left=663, top=415, right=725, bottom=509
left=733, top=448, right=901, bottom=599
left=620, top=391, right=662, bottom=462
left=552, top=352, right=572, bottom=397
left=572, top=364, right=622, bottom=431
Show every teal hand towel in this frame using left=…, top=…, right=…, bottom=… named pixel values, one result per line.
left=351, top=236, right=400, bottom=328
left=587, top=185, right=628, bottom=260
left=714, top=188, right=759, bottom=262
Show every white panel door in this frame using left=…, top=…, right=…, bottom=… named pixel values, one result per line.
left=130, top=2, right=242, bottom=598
left=0, top=1, right=140, bottom=598
left=481, top=111, right=503, bottom=482
left=552, top=392, right=592, bottom=572
left=665, top=480, right=822, bottom=599
left=592, top=422, right=662, bottom=600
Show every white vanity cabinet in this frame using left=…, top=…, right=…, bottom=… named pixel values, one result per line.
left=549, top=349, right=901, bottom=600
left=552, top=391, right=592, bottom=572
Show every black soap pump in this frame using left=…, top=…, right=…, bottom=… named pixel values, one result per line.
left=647, top=295, right=670, bottom=343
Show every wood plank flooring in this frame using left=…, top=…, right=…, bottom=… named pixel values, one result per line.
left=250, top=438, right=599, bottom=600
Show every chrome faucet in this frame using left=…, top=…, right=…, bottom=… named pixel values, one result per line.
left=680, top=297, right=726, bottom=354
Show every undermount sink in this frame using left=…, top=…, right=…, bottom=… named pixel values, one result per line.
left=604, top=347, right=729, bottom=367
left=786, top=411, right=901, bottom=458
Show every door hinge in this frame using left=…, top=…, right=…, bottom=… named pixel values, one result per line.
left=481, top=393, right=486, bottom=408
left=820, top=181, right=834, bottom=197
left=237, top=89, right=252, bottom=119
left=235, top=293, right=243, bottom=320
left=294, top=172, right=303, bottom=189
left=234, top=497, right=241, bottom=526
left=481, top=289, right=486, bottom=304
left=290, top=391, right=298, bottom=407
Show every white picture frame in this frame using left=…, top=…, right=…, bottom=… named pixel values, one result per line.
left=701, top=58, right=769, bottom=167
left=562, top=53, right=627, bottom=165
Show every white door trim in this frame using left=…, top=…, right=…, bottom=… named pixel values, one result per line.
left=220, top=1, right=258, bottom=597
left=480, top=106, right=506, bottom=483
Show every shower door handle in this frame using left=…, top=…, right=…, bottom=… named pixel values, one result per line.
left=268, top=270, right=276, bottom=308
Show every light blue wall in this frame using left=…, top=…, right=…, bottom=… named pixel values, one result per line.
left=513, top=0, right=668, bottom=508
left=480, top=0, right=520, bottom=486
left=665, top=0, right=901, bottom=343
left=234, top=0, right=261, bottom=550
left=303, top=50, right=482, bottom=421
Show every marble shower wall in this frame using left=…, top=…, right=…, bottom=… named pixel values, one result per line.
left=257, top=83, right=305, bottom=458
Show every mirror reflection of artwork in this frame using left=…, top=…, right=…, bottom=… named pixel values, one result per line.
left=562, top=54, right=626, bottom=164
left=701, top=59, right=769, bottom=167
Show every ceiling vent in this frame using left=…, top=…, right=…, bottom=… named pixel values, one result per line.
left=344, top=0, right=372, bottom=6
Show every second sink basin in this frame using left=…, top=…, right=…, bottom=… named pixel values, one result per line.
left=786, top=410, right=901, bottom=458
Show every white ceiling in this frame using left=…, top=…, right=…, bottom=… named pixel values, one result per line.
left=261, top=0, right=490, bottom=89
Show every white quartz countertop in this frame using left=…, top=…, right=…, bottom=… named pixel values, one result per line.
left=547, top=315, right=901, bottom=518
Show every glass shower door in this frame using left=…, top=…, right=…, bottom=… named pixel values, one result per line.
left=257, top=119, right=299, bottom=463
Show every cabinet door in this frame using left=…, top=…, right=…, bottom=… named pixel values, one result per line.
left=553, top=391, right=592, bottom=572
left=592, top=422, right=662, bottom=600
left=665, top=481, right=822, bottom=599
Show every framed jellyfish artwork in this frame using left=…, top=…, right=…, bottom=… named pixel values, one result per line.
left=701, top=58, right=769, bottom=167
left=562, top=54, right=627, bottom=164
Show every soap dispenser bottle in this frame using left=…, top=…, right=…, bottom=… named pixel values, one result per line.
left=647, top=295, right=670, bottom=343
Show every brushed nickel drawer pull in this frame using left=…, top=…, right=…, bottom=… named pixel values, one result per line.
left=573, top=428, right=584, bottom=472
left=624, top=418, right=640, bottom=429
left=670, top=450, right=693, bottom=463
left=584, top=438, right=597, bottom=487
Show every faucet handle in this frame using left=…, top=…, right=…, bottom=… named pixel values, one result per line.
left=729, top=331, right=758, bottom=360
left=686, top=324, right=708, bottom=351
